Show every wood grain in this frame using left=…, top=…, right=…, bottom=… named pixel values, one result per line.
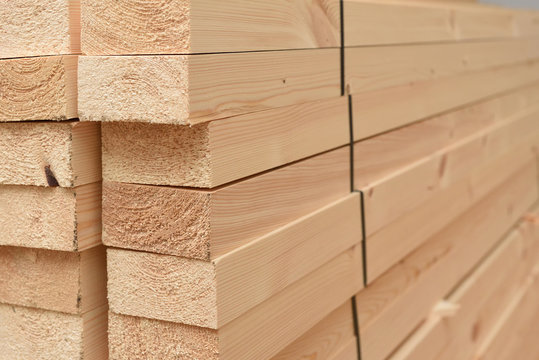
left=0, top=121, right=100, bottom=187
left=107, top=194, right=362, bottom=328
left=0, top=0, right=80, bottom=58
left=0, top=182, right=101, bottom=251
left=0, top=56, right=77, bottom=121
left=355, top=161, right=537, bottom=360
left=78, top=49, right=340, bottom=125
left=81, top=0, right=340, bottom=55
left=103, top=146, right=350, bottom=259
left=102, top=97, right=348, bottom=187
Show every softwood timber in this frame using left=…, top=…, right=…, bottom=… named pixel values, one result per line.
left=102, top=97, right=348, bottom=187
left=107, top=194, right=362, bottom=328
left=0, top=121, right=100, bottom=187
left=0, top=0, right=80, bottom=58
left=271, top=301, right=357, bottom=360
left=0, top=304, right=107, bottom=360
left=78, top=49, right=340, bottom=125
left=103, top=146, right=349, bottom=259
left=81, top=0, right=340, bottom=55
left=343, top=0, right=539, bottom=47
left=0, top=246, right=106, bottom=314
left=0, top=182, right=101, bottom=251
left=355, top=161, right=537, bottom=360
left=345, top=39, right=539, bottom=95
left=0, top=56, right=77, bottom=121
left=108, top=246, right=363, bottom=360
left=390, top=212, right=539, bottom=360
left=351, top=60, right=539, bottom=140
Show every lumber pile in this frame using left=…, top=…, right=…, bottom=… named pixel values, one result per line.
left=2, top=0, right=539, bottom=359
left=0, top=2, right=107, bottom=359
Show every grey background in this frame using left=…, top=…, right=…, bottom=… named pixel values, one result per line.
left=480, top=0, right=539, bottom=9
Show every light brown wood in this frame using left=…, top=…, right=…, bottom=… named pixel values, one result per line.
left=355, top=161, right=537, bottom=360
left=102, top=97, right=348, bottom=187
left=0, top=0, right=80, bottom=58
left=0, top=56, right=77, bottom=122
left=108, top=246, right=363, bottom=360
left=351, top=60, right=539, bottom=140
left=103, top=146, right=349, bottom=259
left=0, top=121, right=100, bottom=187
left=0, top=246, right=106, bottom=314
left=271, top=301, right=356, bottom=360
left=0, top=182, right=101, bottom=251
left=345, top=39, right=539, bottom=95
left=78, top=49, right=340, bottom=125
left=81, top=0, right=340, bottom=55
left=107, top=194, right=362, bottom=328
left=0, top=303, right=108, bottom=360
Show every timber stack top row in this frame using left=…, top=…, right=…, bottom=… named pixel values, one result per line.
left=1, top=0, right=539, bottom=359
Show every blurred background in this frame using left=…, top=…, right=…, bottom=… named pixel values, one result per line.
left=481, top=0, right=539, bottom=8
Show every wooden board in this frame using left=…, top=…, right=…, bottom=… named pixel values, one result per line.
left=345, top=39, right=539, bottom=95
left=351, top=60, right=539, bottom=140
left=0, top=304, right=107, bottom=360
left=271, top=301, right=357, bottom=360
left=0, top=182, right=101, bottom=251
left=81, top=0, right=340, bottom=55
left=0, top=121, right=100, bottom=187
left=355, top=161, right=537, bottom=360
left=0, top=246, right=106, bottom=314
left=343, top=0, right=533, bottom=47
left=0, top=56, right=77, bottom=122
left=103, top=146, right=349, bottom=259
left=107, top=194, right=362, bottom=328
left=0, top=0, right=80, bottom=58
left=108, top=246, right=362, bottom=360
left=78, top=49, right=340, bottom=125
left=102, top=97, right=348, bottom=188
left=390, top=211, right=539, bottom=360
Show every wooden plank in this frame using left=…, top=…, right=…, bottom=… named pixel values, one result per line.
left=355, top=161, right=537, bottom=360
left=0, top=182, right=101, bottom=251
left=102, top=97, right=348, bottom=188
left=78, top=49, right=340, bottom=125
left=0, top=246, right=106, bottom=314
left=103, top=146, right=349, bottom=259
left=345, top=39, right=539, bottom=95
left=0, top=56, right=77, bottom=122
left=351, top=60, right=539, bottom=140
left=271, top=301, right=356, bottom=360
left=81, top=0, right=340, bottom=55
left=356, top=93, right=539, bottom=240
left=344, top=0, right=523, bottom=47
left=109, top=246, right=362, bottom=360
left=0, top=0, right=80, bottom=58
left=107, top=194, right=362, bottom=328
left=390, top=215, right=539, bottom=360
left=0, top=304, right=108, bottom=360
left=0, top=121, right=101, bottom=187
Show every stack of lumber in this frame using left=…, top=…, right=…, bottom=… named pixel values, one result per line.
left=0, top=2, right=106, bottom=359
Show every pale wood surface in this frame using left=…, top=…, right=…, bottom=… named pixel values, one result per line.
left=0, top=246, right=106, bottom=314
left=103, top=146, right=349, bottom=259
left=81, top=0, right=340, bottom=55
left=0, top=56, right=77, bottom=122
left=351, top=60, right=539, bottom=140
left=109, top=246, right=362, bottom=360
left=78, top=49, right=340, bottom=125
left=0, top=0, right=80, bottom=58
left=107, top=194, right=362, bottom=328
left=102, top=97, right=349, bottom=187
left=355, top=161, right=537, bottom=360
left=0, top=121, right=100, bottom=187
left=0, top=303, right=108, bottom=360
left=0, top=182, right=101, bottom=251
